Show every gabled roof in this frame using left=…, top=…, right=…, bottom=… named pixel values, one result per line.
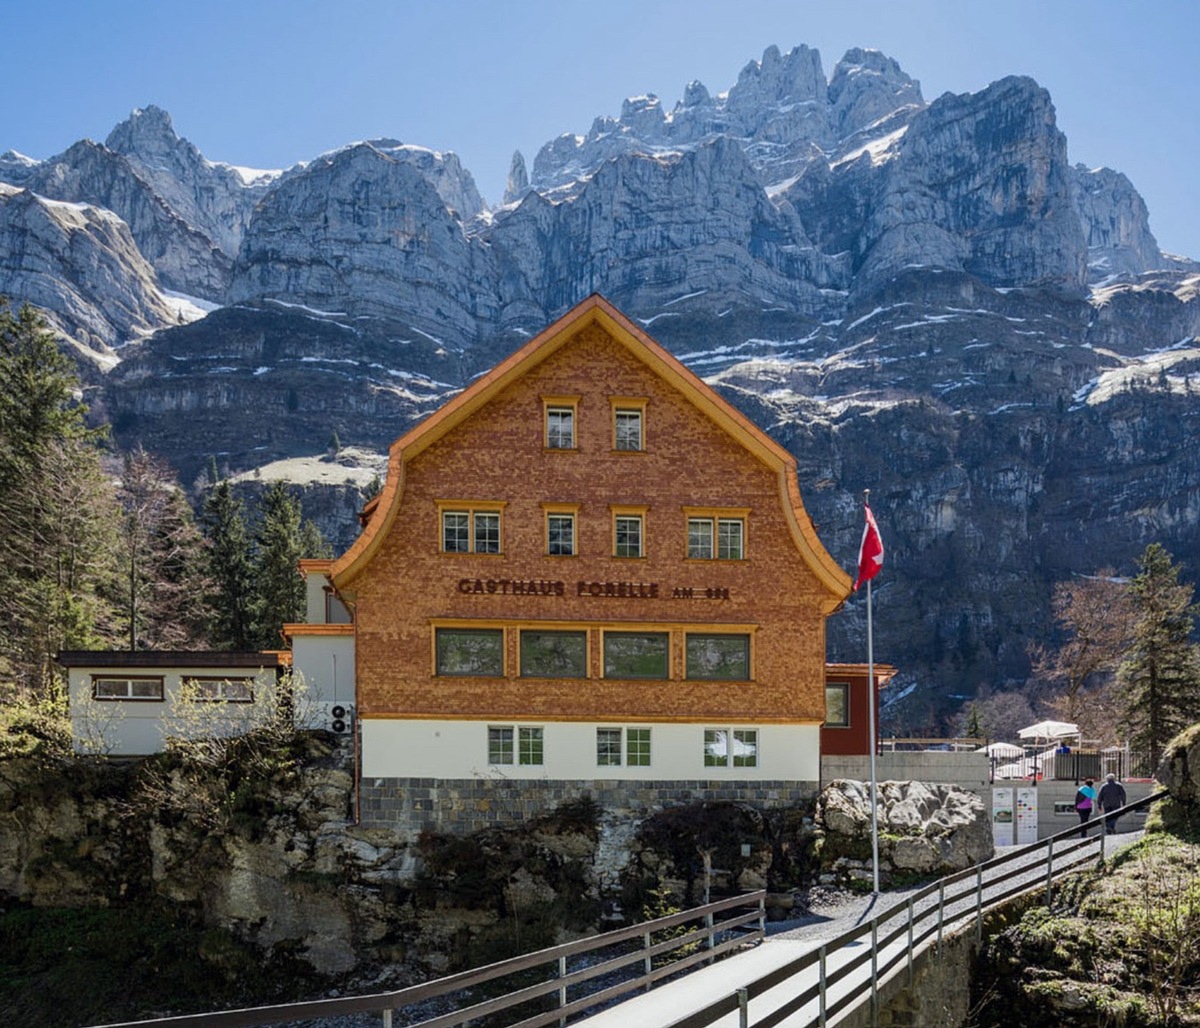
left=331, top=293, right=851, bottom=606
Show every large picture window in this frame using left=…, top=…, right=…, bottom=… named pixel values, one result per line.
left=520, top=630, right=587, bottom=678
left=703, top=728, right=759, bottom=768
left=686, top=634, right=750, bottom=680
left=603, top=632, right=669, bottom=679
left=436, top=628, right=504, bottom=676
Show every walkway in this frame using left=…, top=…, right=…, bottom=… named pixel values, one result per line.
left=575, top=830, right=1144, bottom=1028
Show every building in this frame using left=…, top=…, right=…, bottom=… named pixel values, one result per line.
left=324, top=294, right=851, bottom=831
left=62, top=294, right=864, bottom=832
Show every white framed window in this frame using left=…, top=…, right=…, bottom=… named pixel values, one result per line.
left=439, top=503, right=504, bottom=554
left=703, top=728, right=759, bottom=768
left=597, top=726, right=652, bottom=767
left=92, top=676, right=164, bottom=701
left=182, top=676, right=254, bottom=703
left=489, top=725, right=545, bottom=766
left=488, top=725, right=514, bottom=764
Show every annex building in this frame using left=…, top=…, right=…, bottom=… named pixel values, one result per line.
left=65, top=295, right=884, bottom=835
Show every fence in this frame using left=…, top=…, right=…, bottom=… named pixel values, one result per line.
left=91, top=891, right=767, bottom=1028
left=661, top=790, right=1166, bottom=1028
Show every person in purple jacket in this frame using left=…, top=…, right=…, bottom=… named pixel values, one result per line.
left=1075, top=778, right=1097, bottom=837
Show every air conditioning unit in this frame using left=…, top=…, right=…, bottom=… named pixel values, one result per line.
left=309, top=700, right=354, bottom=734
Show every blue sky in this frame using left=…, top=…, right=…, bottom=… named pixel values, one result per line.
left=3, top=0, right=1198, bottom=258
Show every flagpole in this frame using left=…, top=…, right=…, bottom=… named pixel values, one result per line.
left=864, top=488, right=880, bottom=895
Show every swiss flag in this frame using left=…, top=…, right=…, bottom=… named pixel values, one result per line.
left=854, top=502, right=884, bottom=591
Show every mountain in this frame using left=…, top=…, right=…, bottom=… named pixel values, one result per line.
left=2, top=45, right=1199, bottom=727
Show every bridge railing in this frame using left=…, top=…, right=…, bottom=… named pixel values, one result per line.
left=663, top=789, right=1167, bottom=1028
left=90, top=889, right=767, bottom=1028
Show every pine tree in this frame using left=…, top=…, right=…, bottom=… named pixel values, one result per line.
left=113, top=446, right=212, bottom=650
left=202, top=480, right=256, bottom=650
left=251, top=481, right=307, bottom=649
left=1118, top=544, right=1200, bottom=769
left=0, top=300, right=117, bottom=693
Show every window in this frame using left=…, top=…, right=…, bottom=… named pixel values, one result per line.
left=704, top=728, right=759, bottom=768
left=546, top=509, right=577, bottom=556
left=597, top=727, right=652, bottom=766
left=826, top=683, right=850, bottom=727
left=597, top=727, right=622, bottom=766
left=519, top=726, right=544, bottom=765
left=603, top=632, right=669, bottom=679
left=490, top=725, right=544, bottom=765
left=613, top=513, right=643, bottom=558
left=439, top=503, right=503, bottom=554
left=544, top=396, right=580, bottom=450
left=520, top=630, right=587, bottom=678
left=686, top=634, right=750, bottom=680
left=92, top=676, right=164, bottom=701
left=183, top=677, right=254, bottom=702
left=489, top=726, right=514, bottom=764
left=436, top=628, right=504, bottom=676
left=685, top=509, right=749, bottom=560
left=611, top=398, right=647, bottom=451
left=626, top=727, right=651, bottom=766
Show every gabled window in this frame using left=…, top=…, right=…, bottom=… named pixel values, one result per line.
left=438, top=502, right=505, bottom=554
left=611, top=397, right=647, bottom=452
left=543, top=396, right=580, bottom=450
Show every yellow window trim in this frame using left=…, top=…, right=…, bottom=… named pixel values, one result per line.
left=610, top=396, right=648, bottom=452
left=542, top=395, right=581, bottom=450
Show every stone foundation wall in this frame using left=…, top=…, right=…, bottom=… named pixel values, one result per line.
left=357, top=777, right=817, bottom=835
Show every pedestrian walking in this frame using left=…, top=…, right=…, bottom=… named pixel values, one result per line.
left=1075, top=778, right=1097, bottom=837
left=1098, top=773, right=1127, bottom=834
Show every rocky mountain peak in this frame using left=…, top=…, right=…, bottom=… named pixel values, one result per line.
left=726, top=43, right=827, bottom=110
left=828, top=47, right=924, bottom=138
left=104, top=104, right=180, bottom=157
left=503, top=150, right=529, bottom=205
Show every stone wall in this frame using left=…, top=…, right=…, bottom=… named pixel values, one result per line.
left=358, top=776, right=815, bottom=835
left=821, top=752, right=991, bottom=794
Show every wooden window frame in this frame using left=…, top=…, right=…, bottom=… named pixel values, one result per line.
left=611, top=505, right=647, bottom=559
left=542, top=503, right=580, bottom=557
left=685, top=632, right=752, bottom=681
left=519, top=628, right=589, bottom=679
left=601, top=630, right=671, bottom=680
left=437, top=500, right=506, bottom=555
left=434, top=626, right=506, bottom=677
left=683, top=507, right=751, bottom=561
left=543, top=395, right=580, bottom=451
left=610, top=396, right=648, bottom=452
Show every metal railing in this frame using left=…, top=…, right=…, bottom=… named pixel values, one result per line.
left=90, top=891, right=767, bottom=1028
left=662, top=790, right=1167, bottom=1028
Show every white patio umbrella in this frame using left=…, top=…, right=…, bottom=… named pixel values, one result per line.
left=1017, top=720, right=1079, bottom=742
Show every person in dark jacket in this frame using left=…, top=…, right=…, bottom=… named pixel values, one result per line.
left=1098, top=773, right=1127, bottom=834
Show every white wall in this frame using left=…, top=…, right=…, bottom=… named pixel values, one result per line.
left=360, top=719, right=820, bottom=781
left=69, top=666, right=279, bottom=756
left=291, top=635, right=356, bottom=706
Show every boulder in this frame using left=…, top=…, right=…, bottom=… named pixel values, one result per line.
left=816, top=778, right=993, bottom=883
